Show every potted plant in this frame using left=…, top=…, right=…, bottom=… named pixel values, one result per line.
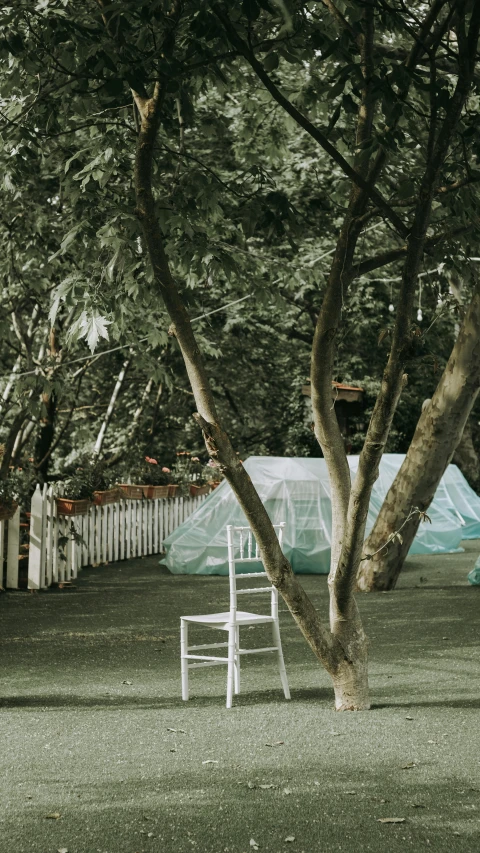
left=205, top=459, right=224, bottom=491
left=56, top=472, right=93, bottom=516
left=57, top=459, right=120, bottom=515
left=172, top=452, right=213, bottom=496
left=117, top=457, right=173, bottom=499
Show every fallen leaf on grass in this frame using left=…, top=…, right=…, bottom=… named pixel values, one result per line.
left=265, top=741, right=284, bottom=747
left=401, top=762, right=416, bottom=769
left=167, top=728, right=186, bottom=734
left=377, top=818, right=406, bottom=824
left=412, top=803, right=425, bottom=809
left=202, top=760, right=218, bottom=765
left=283, top=788, right=292, bottom=795
left=250, top=839, right=259, bottom=850
left=405, top=716, right=413, bottom=720
left=122, top=680, right=132, bottom=685
left=285, top=836, right=295, bottom=843
left=45, top=812, right=61, bottom=820
left=259, top=784, right=276, bottom=790
left=57, top=848, right=68, bottom=853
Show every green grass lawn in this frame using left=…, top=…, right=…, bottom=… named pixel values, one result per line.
left=1, top=541, right=479, bottom=853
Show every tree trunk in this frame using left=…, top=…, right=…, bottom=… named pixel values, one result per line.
left=357, top=279, right=480, bottom=591
left=0, top=409, right=28, bottom=478
left=93, top=356, right=131, bottom=457
left=453, top=417, right=480, bottom=489
left=34, top=392, right=57, bottom=482
left=131, top=83, right=359, bottom=705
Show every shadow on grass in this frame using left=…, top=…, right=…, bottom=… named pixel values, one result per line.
left=2, top=687, right=479, bottom=711
left=372, top=697, right=480, bottom=709
left=3, top=758, right=480, bottom=853
left=0, top=686, right=329, bottom=710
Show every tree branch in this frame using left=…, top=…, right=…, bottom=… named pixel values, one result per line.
left=352, top=225, right=472, bottom=279
left=212, top=4, right=409, bottom=239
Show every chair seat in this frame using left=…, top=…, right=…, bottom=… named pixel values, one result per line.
left=181, top=610, right=275, bottom=627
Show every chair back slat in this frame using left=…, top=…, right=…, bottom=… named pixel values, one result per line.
left=226, top=523, right=285, bottom=621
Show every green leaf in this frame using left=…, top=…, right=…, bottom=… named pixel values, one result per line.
left=67, top=311, right=112, bottom=353
left=397, top=179, right=415, bottom=199
left=263, top=52, right=279, bottom=72
left=242, top=0, right=261, bottom=20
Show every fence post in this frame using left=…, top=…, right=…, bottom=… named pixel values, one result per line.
left=28, top=485, right=44, bottom=590
left=6, top=506, right=21, bottom=589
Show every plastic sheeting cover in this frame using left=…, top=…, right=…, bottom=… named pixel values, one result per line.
left=347, top=454, right=466, bottom=553
left=163, top=455, right=470, bottom=575
left=468, top=557, right=480, bottom=585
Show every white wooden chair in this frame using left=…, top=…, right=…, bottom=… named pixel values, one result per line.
left=180, top=523, right=290, bottom=708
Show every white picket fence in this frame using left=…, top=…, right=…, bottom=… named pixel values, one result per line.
left=1, top=486, right=206, bottom=591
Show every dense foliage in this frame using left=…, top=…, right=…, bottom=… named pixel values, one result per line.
left=1, top=0, right=479, bottom=487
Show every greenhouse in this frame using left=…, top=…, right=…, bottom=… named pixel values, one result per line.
left=162, top=455, right=475, bottom=575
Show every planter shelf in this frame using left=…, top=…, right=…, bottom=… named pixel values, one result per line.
left=189, top=484, right=210, bottom=497
left=93, top=487, right=122, bottom=506
left=56, top=497, right=91, bottom=516
left=142, top=484, right=170, bottom=499
left=118, top=483, right=176, bottom=500
left=117, top=484, right=144, bottom=500
left=0, top=501, right=18, bottom=522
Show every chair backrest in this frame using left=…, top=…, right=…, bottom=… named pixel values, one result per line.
left=226, top=523, right=285, bottom=621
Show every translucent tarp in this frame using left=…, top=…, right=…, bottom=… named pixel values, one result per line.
left=435, top=464, right=480, bottom=539
left=163, top=455, right=476, bottom=575
left=347, top=454, right=465, bottom=554
left=468, top=558, right=480, bottom=585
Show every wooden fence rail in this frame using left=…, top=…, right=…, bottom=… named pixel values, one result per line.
left=1, top=486, right=205, bottom=590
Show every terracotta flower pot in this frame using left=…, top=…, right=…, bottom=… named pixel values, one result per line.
left=0, top=501, right=18, bottom=521
left=142, top=484, right=170, bottom=499
left=168, top=484, right=180, bottom=497
left=189, top=484, right=210, bottom=496
left=93, top=488, right=122, bottom=506
left=56, top=497, right=91, bottom=516
left=117, top=484, right=144, bottom=500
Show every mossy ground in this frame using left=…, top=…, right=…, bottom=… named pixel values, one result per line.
left=1, top=541, right=479, bottom=853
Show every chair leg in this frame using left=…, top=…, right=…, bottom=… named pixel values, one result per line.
left=273, top=620, right=290, bottom=700
left=180, top=619, right=189, bottom=701
left=226, top=625, right=236, bottom=709
left=234, top=626, right=240, bottom=695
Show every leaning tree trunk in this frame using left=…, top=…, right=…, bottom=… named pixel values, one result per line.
left=131, top=82, right=357, bottom=708
left=357, top=278, right=480, bottom=591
